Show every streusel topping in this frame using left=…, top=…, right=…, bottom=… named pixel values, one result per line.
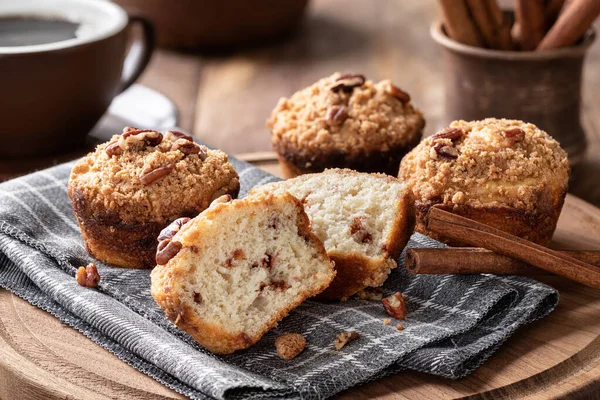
left=268, top=73, right=425, bottom=161
left=70, top=128, right=239, bottom=224
left=399, top=118, right=569, bottom=211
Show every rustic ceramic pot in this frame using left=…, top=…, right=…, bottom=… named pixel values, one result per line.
left=431, top=21, right=596, bottom=167
left=0, top=0, right=154, bottom=158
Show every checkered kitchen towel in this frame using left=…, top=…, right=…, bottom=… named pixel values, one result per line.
left=0, top=155, right=558, bottom=399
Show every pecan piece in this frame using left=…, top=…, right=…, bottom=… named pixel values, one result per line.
left=432, top=142, right=459, bottom=160
left=158, top=217, right=191, bottom=241
left=167, top=130, right=194, bottom=142
left=335, top=331, right=360, bottom=350
left=432, top=128, right=463, bottom=141
left=331, top=74, right=366, bottom=92
left=350, top=216, right=373, bottom=244
left=121, top=128, right=155, bottom=139
left=502, top=128, right=525, bottom=140
left=275, top=333, right=306, bottom=360
left=156, top=239, right=183, bottom=265
left=385, top=83, right=411, bottom=103
left=75, top=262, right=100, bottom=288
left=325, top=105, right=349, bottom=126
left=105, top=141, right=122, bottom=157
left=140, top=164, right=174, bottom=185
left=382, top=292, right=408, bottom=320
left=172, top=138, right=201, bottom=156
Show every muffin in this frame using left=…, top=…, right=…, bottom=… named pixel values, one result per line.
left=150, top=193, right=335, bottom=354
left=399, top=118, right=570, bottom=246
left=269, top=73, right=425, bottom=178
left=68, top=127, right=240, bottom=269
left=249, top=169, right=415, bottom=300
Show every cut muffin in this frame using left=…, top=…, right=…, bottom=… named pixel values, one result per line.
left=150, top=193, right=335, bottom=354
left=249, top=169, right=415, bottom=300
left=399, top=118, right=570, bottom=246
left=268, top=72, right=425, bottom=178
left=68, top=127, right=240, bottom=269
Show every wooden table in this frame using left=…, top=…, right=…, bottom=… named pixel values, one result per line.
left=138, top=0, right=600, bottom=208
left=1, top=171, right=600, bottom=399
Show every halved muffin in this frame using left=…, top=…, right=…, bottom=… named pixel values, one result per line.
left=399, top=118, right=570, bottom=246
left=68, top=127, right=240, bottom=268
left=249, top=169, right=415, bottom=300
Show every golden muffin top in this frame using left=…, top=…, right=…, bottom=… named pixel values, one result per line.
left=268, top=72, right=425, bottom=165
left=399, top=118, right=570, bottom=211
left=69, top=127, right=239, bottom=224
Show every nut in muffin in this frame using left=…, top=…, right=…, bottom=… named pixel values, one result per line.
left=68, top=127, right=240, bottom=269
left=399, top=118, right=570, bottom=246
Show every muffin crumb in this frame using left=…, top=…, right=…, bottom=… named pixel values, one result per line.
left=335, top=331, right=360, bottom=350
left=275, top=333, right=306, bottom=360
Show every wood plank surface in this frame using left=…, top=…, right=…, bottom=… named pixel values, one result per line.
left=1, top=184, right=599, bottom=399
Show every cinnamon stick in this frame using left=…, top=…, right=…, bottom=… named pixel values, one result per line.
left=515, top=0, right=547, bottom=50
left=405, top=247, right=600, bottom=276
left=425, top=207, right=600, bottom=289
left=465, top=0, right=513, bottom=50
left=544, top=0, right=566, bottom=31
left=537, top=0, right=600, bottom=50
left=438, top=0, right=484, bottom=47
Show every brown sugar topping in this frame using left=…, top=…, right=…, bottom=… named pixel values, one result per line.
left=69, top=128, right=240, bottom=225
left=399, top=118, right=569, bottom=211
left=269, top=73, right=425, bottom=165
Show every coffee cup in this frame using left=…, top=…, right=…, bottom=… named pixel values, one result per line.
left=0, top=0, right=154, bottom=158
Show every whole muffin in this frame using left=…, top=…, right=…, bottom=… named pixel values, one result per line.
left=68, top=128, right=240, bottom=269
left=399, top=118, right=569, bottom=246
left=269, top=72, right=425, bottom=178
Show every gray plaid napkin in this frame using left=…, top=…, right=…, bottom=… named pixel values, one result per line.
left=0, top=156, right=558, bottom=399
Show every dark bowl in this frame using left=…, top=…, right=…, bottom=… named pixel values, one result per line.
left=114, top=0, right=310, bottom=49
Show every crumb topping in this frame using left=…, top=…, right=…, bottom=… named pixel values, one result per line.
left=70, top=128, right=240, bottom=224
left=399, top=118, right=569, bottom=211
left=269, top=73, right=425, bottom=162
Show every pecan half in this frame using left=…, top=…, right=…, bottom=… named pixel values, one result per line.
left=158, top=217, right=191, bottom=241
left=140, top=164, right=174, bottom=185
left=325, top=105, right=349, bottom=126
left=335, top=331, right=360, bottom=350
left=432, top=128, right=463, bottom=141
left=433, top=142, right=459, bottom=160
left=275, top=333, right=306, bottom=360
left=156, top=239, right=183, bottom=265
left=331, top=74, right=366, bottom=92
left=105, top=141, right=122, bottom=157
left=502, top=128, right=525, bottom=140
left=121, top=128, right=155, bottom=139
left=382, top=292, right=408, bottom=319
left=167, top=130, right=194, bottom=141
left=172, top=138, right=201, bottom=155
left=385, top=83, right=411, bottom=103
left=75, top=263, right=100, bottom=288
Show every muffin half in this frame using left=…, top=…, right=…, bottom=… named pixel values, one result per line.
left=399, top=118, right=569, bottom=246
left=68, top=128, right=240, bottom=268
left=269, top=73, right=425, bottom=178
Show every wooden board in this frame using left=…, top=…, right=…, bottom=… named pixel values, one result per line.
left=1, top=159, right=600, bottom=400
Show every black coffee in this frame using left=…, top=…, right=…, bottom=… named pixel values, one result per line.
left=0, top=17, right=79, bottom=47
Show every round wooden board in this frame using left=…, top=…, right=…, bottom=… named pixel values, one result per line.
left=1, top=158, right=600, bottom=400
